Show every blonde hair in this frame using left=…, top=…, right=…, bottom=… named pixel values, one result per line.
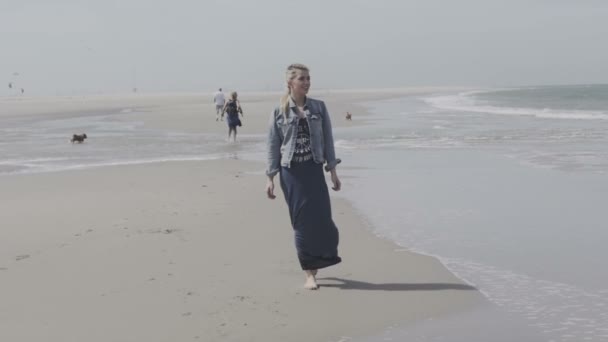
left=280, top=63, right=309, bottom=117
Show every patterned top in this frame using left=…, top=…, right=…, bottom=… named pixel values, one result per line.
left=293, top=117, right=313, bottom=163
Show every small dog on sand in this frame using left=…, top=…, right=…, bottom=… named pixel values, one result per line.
left=345, top=111, right=352, bottom=120
left=70, top=133, right=87, bottom=143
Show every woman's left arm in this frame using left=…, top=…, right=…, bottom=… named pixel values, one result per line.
left=321, top=101, right=342, bottom=191
left=321, top=101, right=341, bottom=172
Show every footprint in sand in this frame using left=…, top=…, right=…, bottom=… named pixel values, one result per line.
left=15, top=254, right=30, bottom=261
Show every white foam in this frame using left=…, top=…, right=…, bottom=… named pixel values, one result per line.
left=423, top=255, right=608, bottom=341
left=335, top=136, right=463, bottom=151
left=0, top=154, right=226, bottom=176
left=0, top=157, right=73, bottom=165
left=424, top=91, right=608, bottom=121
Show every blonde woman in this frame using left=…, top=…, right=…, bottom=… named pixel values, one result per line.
left=222, top=91, right=243, bottom=142
left=265, top=64, right=342, bottom=290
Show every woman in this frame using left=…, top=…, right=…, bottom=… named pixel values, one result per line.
left=266, top=63, right=342, bottom=290
left=222, top=91, right=243, bottom=142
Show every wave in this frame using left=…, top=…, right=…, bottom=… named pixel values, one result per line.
left=0, top=157, right=74, bottom=165
left=0, top=154, right=227, bottom=176
left=335, top=136, right=463, bottom=150
left=424, top=91, right=608, bottom=120
left=345, top=196, right=608, bottom=342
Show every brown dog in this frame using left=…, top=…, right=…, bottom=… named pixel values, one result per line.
left=70, top=133, right=87, bottom=143
left=345, top=111, right=352, bottom=120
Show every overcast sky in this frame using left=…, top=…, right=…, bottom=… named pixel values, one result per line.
left=1, top=0, right=607, bottom=95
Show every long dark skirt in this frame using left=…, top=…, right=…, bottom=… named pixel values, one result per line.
left=280, top=159, right=342, bottom=270
left=226, top=112, right=241, bottom=128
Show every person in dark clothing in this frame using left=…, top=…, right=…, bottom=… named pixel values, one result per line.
left=221, top=91, right=243, bottom=142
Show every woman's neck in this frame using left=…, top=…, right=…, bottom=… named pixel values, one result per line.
left=291, top=94, right=306, bottom=107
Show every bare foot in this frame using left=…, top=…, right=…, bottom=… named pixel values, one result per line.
left=304, top=271, right=318, bottom=290
left=304, top=277, right=318, bottom=290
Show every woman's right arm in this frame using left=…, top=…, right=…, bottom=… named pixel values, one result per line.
left=266, top=109, right=282, bottom=198
left=266, top=109, right=282, bottom=178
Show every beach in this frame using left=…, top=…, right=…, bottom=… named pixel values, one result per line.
left=0, top=90, right=486, bottom=342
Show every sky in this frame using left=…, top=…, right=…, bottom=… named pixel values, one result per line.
left=1, top=0, right=607, bottom=95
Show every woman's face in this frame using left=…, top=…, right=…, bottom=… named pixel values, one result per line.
left=289, top=70, right=310, bottom=98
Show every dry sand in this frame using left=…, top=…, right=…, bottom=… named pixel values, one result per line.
left=0, top=89, right=486, bottom=342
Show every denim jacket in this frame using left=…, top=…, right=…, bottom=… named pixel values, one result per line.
left=266, top=97, right=341, bottom=177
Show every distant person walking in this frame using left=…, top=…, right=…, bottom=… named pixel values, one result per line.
left=222, top=91, right=243, bottom=142
left=213, top=88, right=226, bottom=121
left=265, top=63, right=342, bottom=290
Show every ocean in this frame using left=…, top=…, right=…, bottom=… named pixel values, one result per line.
left=1, top=85, right=607, bottom=341
left=337, top=85, right=608, bottom=342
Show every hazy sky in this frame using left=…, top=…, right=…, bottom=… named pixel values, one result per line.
left=1, top=0, right=607, bottom=95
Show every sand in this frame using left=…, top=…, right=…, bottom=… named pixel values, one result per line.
left=0, top=88, right=486, bottom=342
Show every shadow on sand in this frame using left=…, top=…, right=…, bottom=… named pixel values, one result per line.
left=316, top=277, right=478, bottom=291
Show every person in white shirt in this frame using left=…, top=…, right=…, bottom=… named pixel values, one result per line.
left=213, top=88, right=226, bottom=121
